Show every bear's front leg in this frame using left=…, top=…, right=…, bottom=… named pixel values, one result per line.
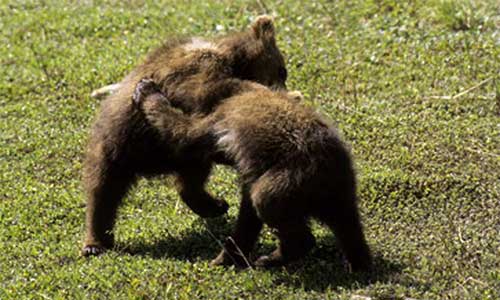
left=176, top=163, right=229, bottom=218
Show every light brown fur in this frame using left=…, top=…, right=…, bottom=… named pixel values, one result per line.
left=136, top=80, right=372, bottom=271
left=82, top=16, right=288, bottom=256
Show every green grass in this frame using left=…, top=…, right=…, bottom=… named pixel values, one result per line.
left=1, top=0, right=499, bottom=299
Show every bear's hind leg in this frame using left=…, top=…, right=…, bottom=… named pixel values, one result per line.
left=210, top=184, right=263, bottom=267
left=250, top=170, right=316, bottom=267
left=254, top=219, right=316, bottom=267
left=316, top=193, right=372, bottom=272
left=82, top=156, right=135, bottom=256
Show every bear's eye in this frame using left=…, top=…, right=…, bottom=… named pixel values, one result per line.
left=278, top=67, right=287, bottom=81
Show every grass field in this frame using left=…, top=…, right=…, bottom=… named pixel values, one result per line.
left=1, top=0, right=499, bottom=299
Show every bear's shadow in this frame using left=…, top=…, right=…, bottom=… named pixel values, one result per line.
left=118, top=217, right=408, bottom=292
left=118, top=217, right=232, bottom=262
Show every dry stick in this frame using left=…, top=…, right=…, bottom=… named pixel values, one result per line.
left=334, top=96, right=499, bottom=159
left=203, top=222, right=238, bottom=263
left=496, top=79, right=500, bottom=116
left=342, top=77, right=500, bottom=157
left=351, top=295, right=372, bottom=300
left=452, top=77, right=493, bottom=99
left=351, top=295, right=420, bottom=300
left=464, top=276, right=488, bottom=287
left=227, top=236, right=255, bottom=269
left=202, top=220, right=253, bottom=269
left=465, top=146, right=500, bottom=158
left=202, top=220, right=266, bottom=294
left=427, top=77, right=493, bottom=100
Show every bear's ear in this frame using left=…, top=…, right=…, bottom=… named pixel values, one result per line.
left=251, top=15, right=275, bottom=43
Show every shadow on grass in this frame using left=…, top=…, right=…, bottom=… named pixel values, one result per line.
left=267, top=245, right=406, bottom=292
left=118, top=219, right=410, bottom=292
left=117, top=217, right=233, bottom=261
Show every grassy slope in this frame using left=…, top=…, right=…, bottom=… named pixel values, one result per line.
left=1, top=0, right=499, bottom=299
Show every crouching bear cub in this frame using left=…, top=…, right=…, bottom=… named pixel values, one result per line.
left=134, top=79, right=373, bottom=271
left=82, top=16, right=288, bottom=256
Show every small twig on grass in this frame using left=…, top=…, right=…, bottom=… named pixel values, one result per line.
left=464, top=276, right=488, bottom=287
left=351, top=295, right=420, bottom=300
left=333, top=98, right=499, bottom=159
left=351, top=295, right=372, bottom=300
left=495, top=77, right=500, bottom=117
left=464, top=146, right=500, bottom=158
left=203, top=222, right=238, bottom=263
left=227, top=236, right=254, bottom=270
left=202, top=219, right=265, bottom=294
left=173, top=198, right=181, bottom=215
left=452, top=77, right=493, bottom=99
left=36, top=292, right=52, bottom=300
left=457, top=226, right=465, bottom=244
left=427, top=77, right=493, bottom=100
left=202, top=220, right=253, bottom=269
left=457, top=281, right=470, bottom=297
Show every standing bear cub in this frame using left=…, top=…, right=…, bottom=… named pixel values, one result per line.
left=83, top=16, right=287, bottom=256
left=134, top=78, right=373, bottom=271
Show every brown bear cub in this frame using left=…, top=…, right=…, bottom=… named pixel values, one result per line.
left=82, top=16, right=287, bottom=256
left=134, top=79, right=373, bottom=271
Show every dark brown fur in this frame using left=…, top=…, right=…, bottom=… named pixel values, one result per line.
left=82, top=16, right=287, bottom=256
left=136, top=79, right=373, bottom=271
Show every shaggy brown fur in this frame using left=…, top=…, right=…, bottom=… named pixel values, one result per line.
left=82, top=16, right=287, bottom=256
left=135, top=79, right=373, bottom=271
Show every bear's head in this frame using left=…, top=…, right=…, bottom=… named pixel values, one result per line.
left=220, top=15, right=288, bottom=90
